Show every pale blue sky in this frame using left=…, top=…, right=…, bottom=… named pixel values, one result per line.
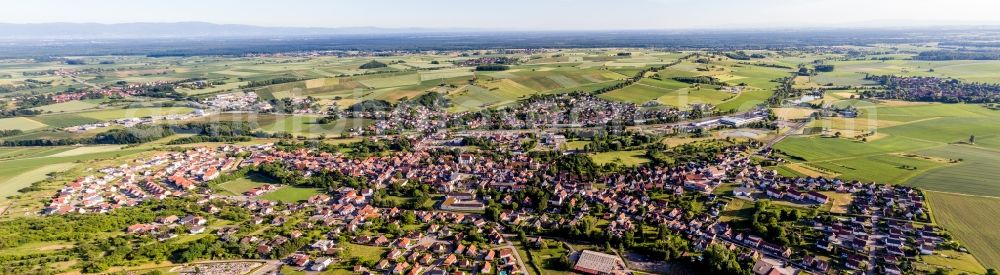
left=2, top=0, right=998, bottom=30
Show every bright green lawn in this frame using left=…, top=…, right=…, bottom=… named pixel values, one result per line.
left=259, top=186, right=321, bottom=203
left=589, top=150, right=650, bottom=166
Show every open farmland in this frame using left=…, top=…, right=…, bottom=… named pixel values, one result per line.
left=0, top=163, right=78, bottom=198
left=0, top=117, right=48, bottom=131
left=907, top=145, right=1000, bottom=197
left=26, top=114, right=101, bottom=128
left=927, top=191, right=1000, bottom=269
left=260, top=115, right=372, bottom=137
left=75, top=107, right=195, bottom=120
left=29, top=100, right=100, bottom=113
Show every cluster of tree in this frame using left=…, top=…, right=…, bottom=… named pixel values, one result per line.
left=672, top=76, right=727, bottom=86
left=8, top=94, right=55, bottom=109
left=269, top=97, right=316, bottom=113
left=722, top=51, right=764, bottom=60
left=0, top=129, right=22, bottom=137
left=251, top=161, right=369, bottom=190
left=171, top=121, right=260, bottom=136
left=538, top=152, right=601, bottom=179
left=739, top=62, right=793, bottom=69
left=93, top=125, right=175, bottom=144
left=697, top=243, right=751, bottom=275
left=277, top=138, right=413, bottom=158
left=749, top=200, right=802, bottom=246
left=864, top=75, right=1000, bottom=103
left=372, top=181, right=434, bottom=210
left=0, top=108, right=42, bottom=118
left=915, top=50, right=1000, bottom=61
left=474, top=64, right=510, bottom=71
left=814, top=64, right=834, bottom=72
left=767, top=76, right=797, bottom=106
left=626, top=225, right=690, bottom=261
left=359, top=60, right=388, bottom=69
left=2, top=125, right=174, bottom=146
left=647, top=140, right=740, bottom=165
left=166, top=136, right=252, bottom=145
left=407, top=91, right=451, bottom=108
left=134, top=84, right=184, bottom=99
left=347, top=99, right=393, bottom=112
left=578, top=131, right=657, bottom=152
left=240, top=77, right=302, bottom=89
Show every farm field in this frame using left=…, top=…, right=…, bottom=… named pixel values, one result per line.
left=0, top=162, right=78, bottom=198
left=26, top=114, right=102, bottom=128
left=75, top=107, right=195, bottom=120
left=0, top=147, right=74, bottom=160
left=0, top=147, right=147, bottom=199
left=907, top=145, right=1000, bottom=197
left=46, top=145, right=123, bottom=157
left=0, top=117, right=48, bottom=131
left=805, top=154, right=947, bottom=184
left=927, top=191, right=1000, bottom=270
left=29, top=100, right=100, bottom=113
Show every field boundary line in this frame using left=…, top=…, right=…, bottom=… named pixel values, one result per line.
left=924, top=190, right=1000, bottom=200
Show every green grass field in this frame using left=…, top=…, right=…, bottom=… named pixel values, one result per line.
left=340, top=243, right=387, bottom=262
left=259, top=186, right=321, bottom=203
left=589, top=150, right=650, bottom=166
left=927, top=191, right=1000, bottom=270
left=916, top=249, right=987, bottom=275
left=215, top=173, right=273, bottom=195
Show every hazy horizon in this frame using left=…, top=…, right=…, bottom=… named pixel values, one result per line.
left=3, top=0, right=1000, bottom=31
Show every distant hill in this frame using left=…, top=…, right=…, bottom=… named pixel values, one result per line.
left=0, top=22, right=481, bottom=40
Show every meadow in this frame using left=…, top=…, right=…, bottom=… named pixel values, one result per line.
left=215, top=174, right=273, bottom=196
left=589, top=150, right=650, bottom=166
left=259, top=186, right=321, bottom=203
